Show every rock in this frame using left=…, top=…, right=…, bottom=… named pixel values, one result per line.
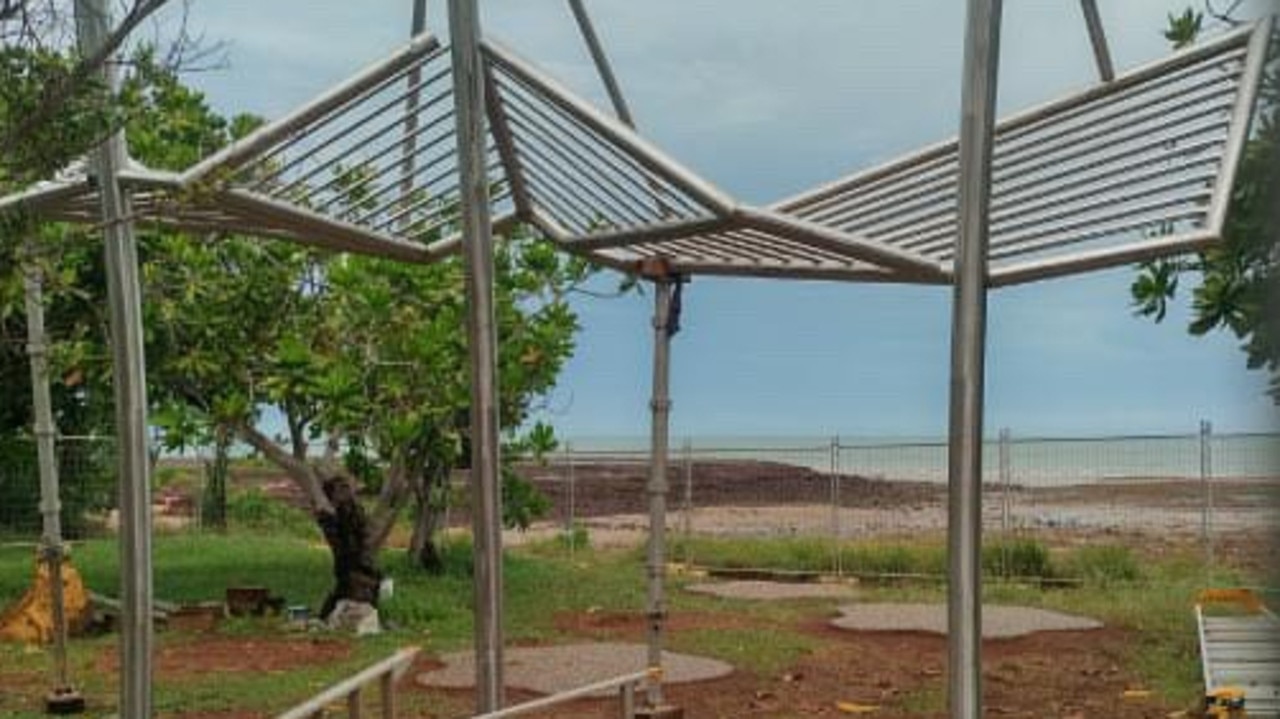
left=326, top=600, right=380, bottom=636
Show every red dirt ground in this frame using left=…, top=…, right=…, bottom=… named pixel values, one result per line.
left=419, top=610, right=1184, bottom=719
left=54, top=616, right=1183, bottom=718
left=95, top=635, right=351, bottom=678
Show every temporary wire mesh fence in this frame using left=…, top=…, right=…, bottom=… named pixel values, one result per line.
left=0, top=437, right=116, bottom=542
left=531, top=425, right=1278, bottom=584
left=2, top=425, right=1274, bottom=585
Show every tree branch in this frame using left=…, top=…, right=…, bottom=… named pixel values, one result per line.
left=0, top=0, right=176, bottom=174
left=233, top=419, right=333, bottom=514
left=365, top=457, right=415, bottom=552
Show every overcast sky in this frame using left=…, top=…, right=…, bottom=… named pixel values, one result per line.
left=160, top=0, right=1279, bottom=439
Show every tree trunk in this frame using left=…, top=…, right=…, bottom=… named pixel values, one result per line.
left=316, top=477, right=382, bottom=620
left=201, top=429, right=230, bottom=530
left=408, top=461, right=451, bottom=574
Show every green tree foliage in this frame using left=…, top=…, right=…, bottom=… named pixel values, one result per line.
left=1132, top=9, right=1280, bottom=400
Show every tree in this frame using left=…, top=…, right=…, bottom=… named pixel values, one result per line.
left=1131, top=7, right=1280, bottom=401
left=3, top=30, right=599, bottom=605
left=145, top=216, right=586, bottom=575
left=0, top=0, right=193, bottom=188
left=0, top=49, right=252, bottom=535
left=110, top=63, right=593, bottom=581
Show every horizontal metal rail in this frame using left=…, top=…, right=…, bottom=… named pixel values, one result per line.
left=275, top=647, right=420, bottom=719
left=470, top=669, right=650, bottom=719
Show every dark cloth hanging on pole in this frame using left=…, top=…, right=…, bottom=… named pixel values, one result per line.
left=667, top=277, right=686, bottom=338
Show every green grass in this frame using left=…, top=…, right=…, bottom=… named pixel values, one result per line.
left=897, top=683, right=946, bottom=713
left=670, top=626, right=816, bottom=676
left=0, top=532, right=1257, bottom=716
left=674, top=535, right=1143, bottom=583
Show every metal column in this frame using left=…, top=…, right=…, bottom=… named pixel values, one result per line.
left=72, top=1, right=154, bottom=716
left=448, top=0, right=505, bottom=712
left=947, top=1, right=1003, bottom=718
left=24, top=247, right=80, bottom=711
left=644, top=276, right=675, bottom=710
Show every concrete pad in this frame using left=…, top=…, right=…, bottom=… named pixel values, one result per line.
left=830, top=603, right=1102, bottom=638
left=685, top=580, right=856, bottom=601
left=417, top=642, right=733, bottom=698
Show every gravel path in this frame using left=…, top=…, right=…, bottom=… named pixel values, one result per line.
left=830, top=603, right=1102, bottom=638
left=416, top=643, right=733, bottom=697
left=685, top=580, right=857, bottom=601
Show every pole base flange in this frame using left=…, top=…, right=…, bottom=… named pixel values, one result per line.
left=44, top=688, right=85, bottom=715
left=635, top=705, right=684, bottom=719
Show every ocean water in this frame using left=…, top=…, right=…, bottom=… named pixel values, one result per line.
left=561, top=433, right=1280, bottom=488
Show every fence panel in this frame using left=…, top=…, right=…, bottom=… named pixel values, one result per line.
left=0, top=437, right=116, bottom=542
left=532, top=428, right=1278, bottom=585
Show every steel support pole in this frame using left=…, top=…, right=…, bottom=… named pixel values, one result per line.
left=1078, top=0, right=1115, bottom=82
left=411, top=0, right=427, bottom=33
left=947, top=2, right=1003, bottom=718
left=448, top=0, right=505, bottom=712
left=566, top=0, right=635, bottom=127
left=398, top=0, right=428, bottom=228
left=645, top=279, right=675, bottom=709
left=73, top=2, right=154, bottom=717
left=24, top=249, right=74, bottom=700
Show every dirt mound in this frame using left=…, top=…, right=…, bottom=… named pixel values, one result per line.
left=518, top=460, right=941, bottom=519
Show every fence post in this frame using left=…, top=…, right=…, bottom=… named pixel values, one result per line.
left=681, top=438, right=693, bottom=564
left=998, top=428, right=1011, bottom=580
left=564, top=441, right=576, bottom=557
left=380, top=671, right=396, bottom=719
left=829, top=436, right=842, bottom=577
left=1200, top=419, right=1214, bottom=577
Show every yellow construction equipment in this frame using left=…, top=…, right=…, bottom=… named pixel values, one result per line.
left=0, top=553, right=92, bottom=645
left=1205, top=686, right=1248, bottom=718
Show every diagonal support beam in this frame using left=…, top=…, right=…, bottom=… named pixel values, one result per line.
left=482, top=39, right=737, bottom=216
left=736, top=207, right=948, bottom=280
left=1205, top=17, right=1273, bottom=234
left=218, top=190, right=449, bottom=263
left=988, top=229, right=1218, bottom=287
left=0, top=180, right=93, bottom=216
left=555, top=216, right=732, bottom=252
left=1078, top=0, right=1115, bottom=82
left=483, top=63, right=534, bottom=218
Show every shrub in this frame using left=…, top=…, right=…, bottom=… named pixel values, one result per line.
left=1067, top=545, right=1142, bottom=584
left=556, top=522, right=590, bottom=551
left=225, top=489, right=315, bottom=537
left=983, top=538, right=1053, bottom=579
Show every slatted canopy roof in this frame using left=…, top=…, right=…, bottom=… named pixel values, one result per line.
left=0, top=19, right=1270, bottom=287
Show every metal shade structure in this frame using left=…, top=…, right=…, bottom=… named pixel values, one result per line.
left=3, top=21, right=1266, bottom=285
left=1, top=6, right=1271, bottom=718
